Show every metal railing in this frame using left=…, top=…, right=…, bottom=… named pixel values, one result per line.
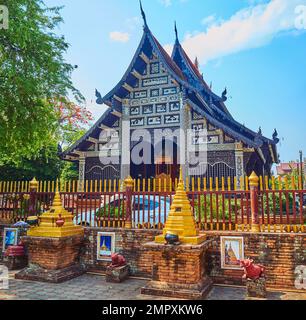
left=1, top=174, right=305, bottom=193
left=0, top=188, right=304, bottom=232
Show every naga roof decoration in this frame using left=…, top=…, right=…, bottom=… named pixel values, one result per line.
left=62, top=4, right=278, bottom=162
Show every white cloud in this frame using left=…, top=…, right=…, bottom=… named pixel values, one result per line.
left=159, top=0, right=189, bottom=7
left=159, top=0, right=172, bottom=7
left=109, top=31, right=130, bottom=43
left=168, top=0, right=306, bottom=64
left=201, top=15, right=216, bottom=27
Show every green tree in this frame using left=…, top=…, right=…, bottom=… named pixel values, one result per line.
left=0, top=124, right=88, bottom=181
left=0, top=0, right=83, bottom=165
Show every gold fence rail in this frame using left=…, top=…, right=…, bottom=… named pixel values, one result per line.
left=0, top=175, right=305, bottom=193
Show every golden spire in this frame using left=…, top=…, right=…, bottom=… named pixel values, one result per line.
left=51, top=187, right=62, bottom=210
left=155, top=166, right=206, bottom=245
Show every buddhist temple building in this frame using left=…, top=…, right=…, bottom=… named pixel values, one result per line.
left=62, top=2, right=279, bottom=190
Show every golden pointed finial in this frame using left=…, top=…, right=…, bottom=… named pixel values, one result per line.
left=29, top=177, right=38, bottom=191
left=56, top=178, right=59, bottom=192
left=179, top=166, right=183, bottom=181
left=249, top=171, right=259, bottom=187
left=124, top=175, right=134, bottom=188
left=49, top=178, right=61, bottom=208
left=177, top=166, right=185, bottom=190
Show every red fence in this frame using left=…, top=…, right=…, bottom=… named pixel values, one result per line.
left=0, top=188, right=305, bottom=232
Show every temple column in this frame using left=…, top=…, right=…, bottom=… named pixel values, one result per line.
left=78, top=155, right=86, bottom=192
left=180, top=91, right=189, bottom=182
left=235, top=143, right=244, bottom=190
left=120, top=100, right=131, bottom=186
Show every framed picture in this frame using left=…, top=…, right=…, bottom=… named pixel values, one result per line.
left=156, top=104, right=167, bottom=113
left=147, top=116, right=161, bottom=126
left=130, top=118, right=144, bottom=127
left=164, top=114, right=180, bottom=124
left=2, top=228, right=18, bottom=252
left=130, top=107, right=140, bottom=115
left=143, top=105, right=154, bottom=114
left=162, top=87, right=177, bottom=95
left=150, top=89, right=159, bottom=97
left=150, top=62, right=160, bottom=74
left=169, top=102, right=180, bottom=112
left=220, top=236, right=244, bottom=270
left=134, top=91, right=147, bottom=99
left=97, top=232, right=116, bottom=261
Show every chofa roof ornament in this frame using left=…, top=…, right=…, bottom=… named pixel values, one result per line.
left=139, top=0, right=148, bottom=29
left=222, top=87, right=227, bottom=102
left=272, top=129, right=279, bottom=144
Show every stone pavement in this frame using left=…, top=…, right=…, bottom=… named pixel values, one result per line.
left=0, top=271, right=305, bottom=300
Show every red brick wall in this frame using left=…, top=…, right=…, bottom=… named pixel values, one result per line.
left=81, top=227, right=160, bottom=277
left=1, top=224, right=305, bottom=290
left=81, top=228, right=305, bottom=290
left=205, top=231, right=306, bottom=290
left=22, top=236, right=83, bottom=270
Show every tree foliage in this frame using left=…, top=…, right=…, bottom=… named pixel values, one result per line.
left=0, top=125, right=88, bottom=181
left=0, top=0, right=83, bottom=164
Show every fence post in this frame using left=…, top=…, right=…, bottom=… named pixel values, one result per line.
left=124, top=176, right=134, bottom=229
left=249, top=171, right=260, bottom=232
left=29, top=177, right=38, bottom=216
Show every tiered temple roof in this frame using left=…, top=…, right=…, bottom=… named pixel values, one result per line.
left=62, top=4, right=278, bottom=164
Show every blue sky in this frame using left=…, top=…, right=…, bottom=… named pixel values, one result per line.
left=45, top=0, right=306, bottom=163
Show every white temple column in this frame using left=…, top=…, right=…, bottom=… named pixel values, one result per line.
left=180, top=92, right=190, bottom=183
left=120, top=100, right=131, bottom=184
left=78, top=155, right=86, bottom=192
left=235, top=143, right=244, bottom=190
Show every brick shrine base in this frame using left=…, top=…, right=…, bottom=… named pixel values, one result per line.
left=15, top=263, right=85, bottom=283
left=141, top=240, right=213, bottom=300
left=15, top=234, right=85, bottom=283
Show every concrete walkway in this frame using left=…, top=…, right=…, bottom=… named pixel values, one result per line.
left=0, top=272, right=305, bottom=300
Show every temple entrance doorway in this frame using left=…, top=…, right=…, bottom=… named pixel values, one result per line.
left=130, top=138, right=179, bottom=188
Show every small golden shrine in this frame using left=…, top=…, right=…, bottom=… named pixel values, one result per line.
left=155, top=168, right=206, bottom=245
left=27, top=187, right=83, bottom=238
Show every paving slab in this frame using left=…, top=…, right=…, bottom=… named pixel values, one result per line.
left=1, top=271, right=305, bottom=300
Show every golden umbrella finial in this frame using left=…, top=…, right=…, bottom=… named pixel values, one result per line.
left=177, top=166, right=185, bottom=190
left=51, top=178, right=62, bottom=209
left=56, top=178, right=59, bottom=192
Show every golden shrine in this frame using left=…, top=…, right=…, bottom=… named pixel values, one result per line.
left=27, top=187, right=83, bottom=238
left=155, top=168, right=206, bottom=245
